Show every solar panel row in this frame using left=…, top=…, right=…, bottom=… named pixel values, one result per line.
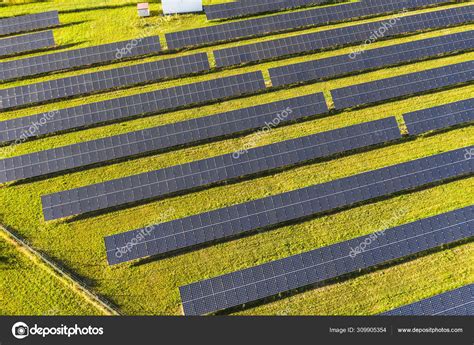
left=214, top=6, right=474, bottom=67
left=0, top=11, right=59, bottom=36
left=1, top=92, right=318, bottom=149
left=204, top=0, right=330, bottom=21
left=382, top=284, right=474, bottom=316
left=40, top=92, right=474, bottom=221
left=180, top=206, right=473, bottom=315
left=166, top=0, right=449, bottom=49
left=0, top=30, right=55, bottom=58
left=331, top=61, right=474, bottom=110
left=403, top=98, right=474, bottom=135
left=0, top=71, right=266, bottom=144
left=0, top=93, right=324, bottom=185
left=42, top=116, right=399, bottom=221
left=0, top=53, right=211, bottom=110
left=269, top=31, right=474, bottom=87
left=0, top=36, right=162, bottom=82
left=104, top=146, right=473, bottom=265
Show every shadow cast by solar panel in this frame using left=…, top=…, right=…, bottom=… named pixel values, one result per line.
left=0, top=24, right=61, bottom=39
left=131, top=172, right=472, bottom=267
left=336, top=81, right=474, bottom=113
left=0, top=41, right=85, bottom=60
left=62, top=136, right=407, bottom=223
left=213, top=238, right=474, bottom=316
left=0, top=1, right=49, bottom=11
left=59, top=3, right=138, bottom=14
left=0, top=255, right=9, bottom=263
left=413, top=121, right=474, bottom=138
left=56, top=20, right=91, bottom=29
left=0, top=45, right=54, bottom=60
left=0, top=255, right=17, bottom=268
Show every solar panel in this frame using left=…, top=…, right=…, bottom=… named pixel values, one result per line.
left=0, top=30, right=55, bottom=58
left=179, top=206, right=473, bottom=315
left=1, top=88, right=312, bottom=148
left=104, top=146, right=473, bottom=265
left=0, top=53, right=211, bottom=110
left=270, top=31, right=474, bottom=87
left=0, top=36, right=162, bottom=82
left=0, top=71, right=266, bottom=144
left=404, top=98, right=474, bottom=135
left=331, top=61, right=474, bottom=110
left=0, top=11, right=59, bottom=36
left=166, top=0, right=449, bottom=49
left=204, top=0, right=330, bottom=21
left=382, top=284, right=474, bottom=316
left=42, top=116, right=399, bottom=220
left=1, top=93, right=325, bottom=185
left=214, top=6, right=474, bottom=67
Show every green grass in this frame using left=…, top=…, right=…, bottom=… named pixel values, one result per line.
left=0, top=233, right=104, bottom=315
left=0, top=0, right=473, bottom=315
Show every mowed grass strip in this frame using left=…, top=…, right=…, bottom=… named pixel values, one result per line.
left=0, top=0, right=472, bottom=315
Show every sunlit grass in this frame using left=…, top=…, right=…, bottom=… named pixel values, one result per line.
left=0, top=233, right=104, bottom=315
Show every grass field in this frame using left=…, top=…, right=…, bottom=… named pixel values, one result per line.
left=0, top=232, right=104, bottom=315
left=0, top=0, right=473, bottom=315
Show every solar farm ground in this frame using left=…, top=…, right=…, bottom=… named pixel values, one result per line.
left=0, top=231, right=104, bottom=315
left=0, top=0, right=473, bottom=315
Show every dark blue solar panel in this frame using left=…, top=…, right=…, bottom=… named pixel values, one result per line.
left=0, top=11, right=59, bottom=36
left=0, top=36, right=162, bottom=82
left=104, top=146, right=473, bottom=265
left=204, top=0, right=330, bottom=20
left=0, top=53, right=210, bottom=110
left=214, top=6, right=474, bottom=67
left=179, top=206, right=473, bottom=315
left=1, top=92, right=321, bottom=184
left=0, top=30, right=54, bottom=58
left=269, top=31, right=474, bottom=87
left=331, top=61, right=474, bottom=110
left=0, top=71, right=266, bottom=143
left=42, top=116, right=398, bottom=220
left=167, top=0, right=449, bottom=49
left=382, top=284, right=474, bottom=315
left=404, top=98, right=474, bottom=135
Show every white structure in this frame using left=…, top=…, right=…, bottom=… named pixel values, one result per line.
left=162, top=0, right=203, bottom=15
left=137, top=3, right=150, bottom=17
